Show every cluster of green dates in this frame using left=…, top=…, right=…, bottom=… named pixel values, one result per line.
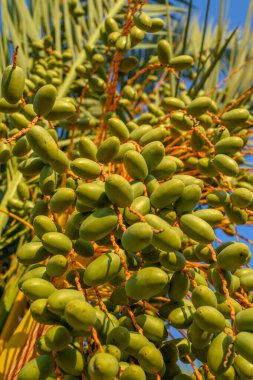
left=0, top=6, right=253, bottom=380
left=17, top=239, right=253, bottom=380
left=99, top=12, right=193, bottom=72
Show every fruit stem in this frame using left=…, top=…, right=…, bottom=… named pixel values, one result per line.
left=91, top=326, right=104, bottom=352
left=185, top=354, right=202, bottom=380
left=0, top=115, right=40, bottom=144
left=126, top=304, right=143, bottom=334
left=0, top=208, right=33, bottom=231
left=217, top=267, right=237, bottom=338
left=129, top=207, right=146, bottom=223
left=53, top=352, right=63, bottom=380
left=12, top=46, right=19, bottom=69
left=110, top=232, right=130, bottom=278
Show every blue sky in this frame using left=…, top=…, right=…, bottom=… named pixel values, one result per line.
left=193, top=0, right=253, bottom=29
